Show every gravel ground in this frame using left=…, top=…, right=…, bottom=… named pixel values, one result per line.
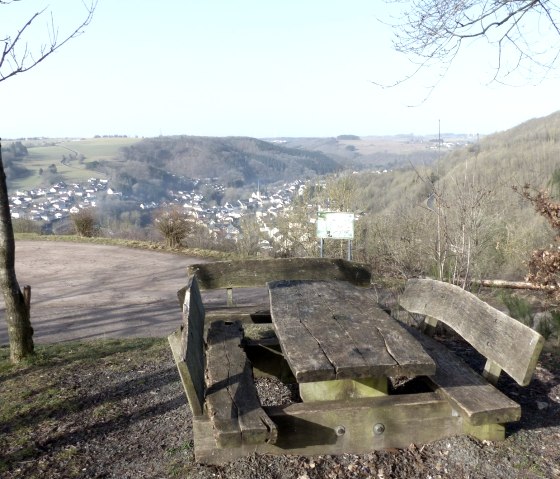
left=0, top=241, right=202, bottom=346
left=1, top=337, right=559, bottom=479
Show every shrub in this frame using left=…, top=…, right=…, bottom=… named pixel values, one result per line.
left=154, top=207, right=196, bottom=248
left=499, top=291, right=533, bottom=326
left=12, top=218, right=42, bottom=234
left=71, top=208, right=100, bottom=237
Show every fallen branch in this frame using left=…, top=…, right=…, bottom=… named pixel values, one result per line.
left=472, top=279, right=558, bottom=291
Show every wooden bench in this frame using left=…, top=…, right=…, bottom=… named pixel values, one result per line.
left=399, top=278, right=545, bottom=440
left=169, top=275, right=278, bottom=448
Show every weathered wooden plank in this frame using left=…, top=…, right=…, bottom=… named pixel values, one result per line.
left=205, top=320, right=277, bottom=447
left=324, top=284, right=437, bottom=377
left=188, top=258, right=372, bottom=290
left=400, top=278, right=544, bottom=386
left=407, top=327, right=521, bottom=425
left=169, top=276, right=205, bottom=417
left=168, top=329, right=204, bottom=416
left=267, top=281, right=336, bottom=381
left=302, top=281, right=388, bottom=379
left=205, top=320, right=242, bottom=447
left=192, top=392, right=461, bottom=464
left=268, top=322, right=336, bottom=382
left=311, top=280, right=436, bottom=377
left=269, top=280, right=360, bottom=381
left=268, top=280, right=435, bottom=382
left=204, top=307, right=271, bottom=325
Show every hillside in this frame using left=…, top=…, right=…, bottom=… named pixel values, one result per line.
left=4, top=134, right=452, bottom=196
left=109, top=136, right=344, bottom=190
left=5, top=114, right=560, bottom=283
left=276, top=134, right=464, bottom=169
left=3, top=137, right=141, bottom=190
left=317, top=110, right=560, bottom=282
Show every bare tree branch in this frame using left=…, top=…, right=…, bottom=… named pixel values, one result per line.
left=0, top=0, right=97, bottom=83
left=384, top=0, right=560, bottom=84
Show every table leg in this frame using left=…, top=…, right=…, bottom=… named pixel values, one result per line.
left=299, top=377, right=388, bottom=402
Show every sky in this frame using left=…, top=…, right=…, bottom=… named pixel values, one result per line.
left=1, top=0, right=559, bottom=139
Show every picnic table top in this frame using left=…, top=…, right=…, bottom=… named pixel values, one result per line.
left=268, top=279, right=436, bottom=383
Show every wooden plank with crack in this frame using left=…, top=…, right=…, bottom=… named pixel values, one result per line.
left=205, top=320, right=277, bottom=447
left=268, top=280, right=436, bottom=383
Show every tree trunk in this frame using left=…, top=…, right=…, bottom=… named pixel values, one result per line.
left=0, top=140, right=34, bottom=363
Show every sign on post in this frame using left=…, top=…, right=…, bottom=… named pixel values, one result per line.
left=316, top=212, right=354, bottom=240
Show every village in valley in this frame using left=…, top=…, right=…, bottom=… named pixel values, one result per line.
left=8, top=175, right=309, bottom=245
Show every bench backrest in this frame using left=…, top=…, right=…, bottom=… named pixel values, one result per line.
left=187, top=257, right=372, bottom=290
left=400, top=278, right=544, bottom=386
left=173, top=275, right=206, bottom=416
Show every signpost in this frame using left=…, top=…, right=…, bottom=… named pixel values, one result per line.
left=316, top=211, right=354, bottom=260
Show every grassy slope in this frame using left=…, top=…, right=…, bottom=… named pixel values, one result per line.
left=0, top=338, right=185, bottom=478
left=11, top=138, right=141, bottom=190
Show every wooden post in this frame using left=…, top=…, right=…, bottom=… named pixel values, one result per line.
left=422, top=316, right=439, bottom=337
left=482, top=359, right=502, bottom=386
left=23, top=285, right=31, bottom=315
left=226, top=288, right=234, bottom=307
left=299, top=377, right=388, bottom=402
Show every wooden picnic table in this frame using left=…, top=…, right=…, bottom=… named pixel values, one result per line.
left=268, top=280, right=437, bottom=401
left=169, top=260, right=544, bottom=464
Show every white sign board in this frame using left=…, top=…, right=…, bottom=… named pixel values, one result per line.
left=316, top=212, right=354, bottom=240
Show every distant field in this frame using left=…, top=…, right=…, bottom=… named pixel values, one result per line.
left=11, top=137, right=141, bottom=190
left=57, top=137, right=141, bottom=161
left=338, top=137, right=437, bottom=155
left=337, top=134, right=476, bottom=156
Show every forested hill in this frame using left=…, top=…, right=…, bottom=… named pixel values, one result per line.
left=435, top=110, right=560, bottom=190
left=111, top=136, right=344, bottom=190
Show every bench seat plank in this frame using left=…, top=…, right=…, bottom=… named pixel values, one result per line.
left=269, top=280, right=436, bottom=382
left=205, top=320, right=277, bottom=447
left=408, top=327, right=521, bottom=425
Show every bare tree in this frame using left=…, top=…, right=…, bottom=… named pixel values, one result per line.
left=1, top=1, right=96, bottom=363
left=154, top=207, right=199, bottom=248
left=386, top=0, right=560, bottom=85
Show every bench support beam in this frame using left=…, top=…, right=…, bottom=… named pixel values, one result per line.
left=193, top=392, right=460, bottom=464
left=226, top=288, right=234, bottom=307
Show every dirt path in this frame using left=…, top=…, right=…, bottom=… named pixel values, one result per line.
left=0, top=241, right=203, bottom=346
